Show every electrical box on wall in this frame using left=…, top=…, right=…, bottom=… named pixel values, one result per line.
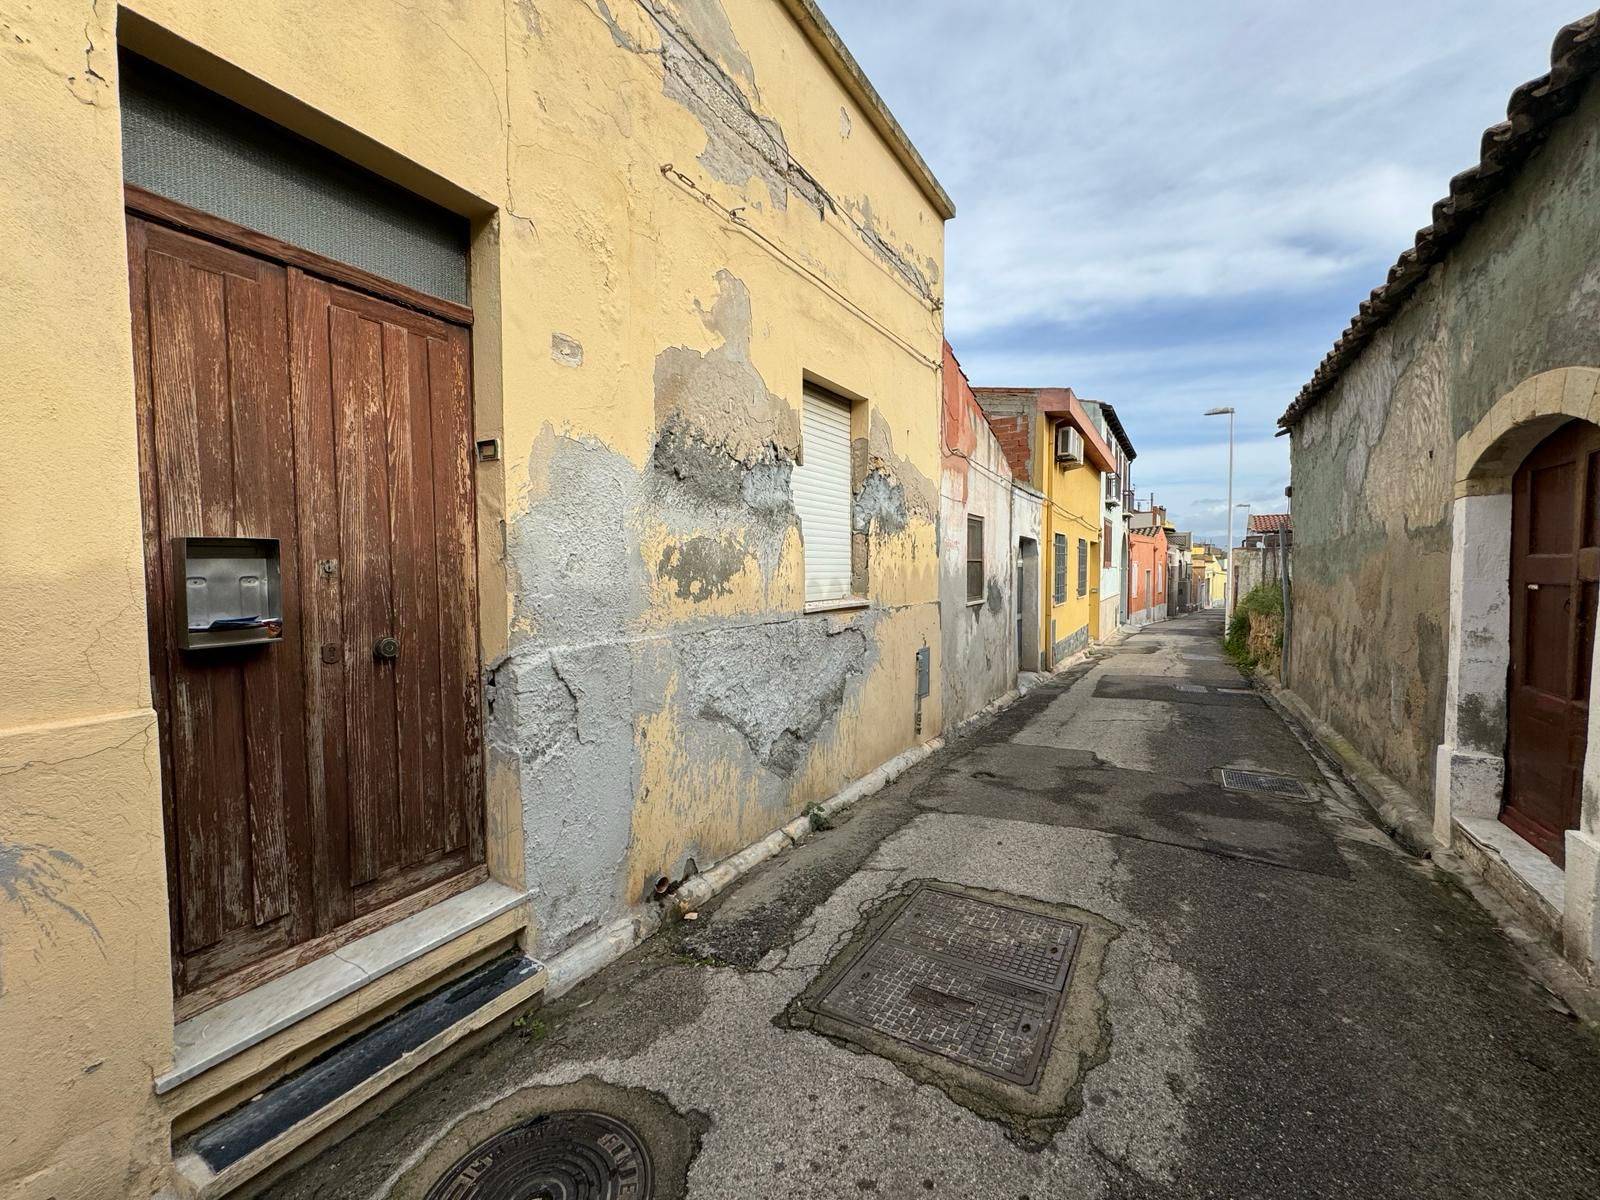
left=175, top=537, right=284, bottom=650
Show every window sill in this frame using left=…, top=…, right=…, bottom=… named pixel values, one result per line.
left=804, top=596, right=870, bottom=615
left=965, top=599, right=985, bottom=608
left=156, top=880, right=528, bottom=1094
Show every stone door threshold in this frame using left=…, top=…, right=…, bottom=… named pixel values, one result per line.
left=174, top=952, right=545, bottom=1199
left=157, top=880, right=528, bottom=1094
left=1454, top=816, right=1565, bottom=931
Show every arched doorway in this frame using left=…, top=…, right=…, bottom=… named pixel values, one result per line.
left=1503, top=419, right=1600, bottom=864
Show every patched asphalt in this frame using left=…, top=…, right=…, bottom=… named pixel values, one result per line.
left=266, top=612, right=1600, bottom=1200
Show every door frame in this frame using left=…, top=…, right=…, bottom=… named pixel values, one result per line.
left=1434, top=367, right=1600, bottom=976
left=126, top=187, right=492, bottom=1017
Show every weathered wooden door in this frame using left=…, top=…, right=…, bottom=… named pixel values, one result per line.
left=290, top=275, right=483, bottom=931
left=1503, top=419, right=1600, bottom=864
left=130, top=209, right=483, bottom=1014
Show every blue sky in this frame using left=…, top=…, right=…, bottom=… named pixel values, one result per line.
left=822, top=1, right=1587, bottom=545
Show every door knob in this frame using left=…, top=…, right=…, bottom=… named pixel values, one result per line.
left=374, top=636, right=400, bottom=660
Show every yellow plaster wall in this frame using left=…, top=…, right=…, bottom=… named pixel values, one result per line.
left=0, top=2, right=946, bottom=1194
left=1035, top=418, right=1103, bottom=659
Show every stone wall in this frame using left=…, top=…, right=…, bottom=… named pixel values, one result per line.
left=1288, top=76, right=1600, bottom=811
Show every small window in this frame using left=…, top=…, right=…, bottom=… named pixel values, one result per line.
left=1077, top=539, right=1089, bottom=597
left=1053, top=533, right=1068, bottom=604
left=966, top=516, right=985, bottom=604
left=1103, top=522, right=1113, bottom=567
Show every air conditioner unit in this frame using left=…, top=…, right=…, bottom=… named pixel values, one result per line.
left=1054, top=423, right=1084, bottom=464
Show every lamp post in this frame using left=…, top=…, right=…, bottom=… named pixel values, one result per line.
left=1204, top=406, right=1236, bottom=627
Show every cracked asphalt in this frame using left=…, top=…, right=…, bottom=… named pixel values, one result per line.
left=268, top=611, right=1600, bottom=1199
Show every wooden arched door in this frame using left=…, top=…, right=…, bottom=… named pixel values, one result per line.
left=1503, top=418, right=1600, bottom=864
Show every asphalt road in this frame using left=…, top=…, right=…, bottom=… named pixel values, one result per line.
left=269, top=611, right=1600, bottom=1200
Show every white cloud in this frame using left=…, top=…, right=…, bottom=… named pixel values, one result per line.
left=821, top=0, right=1581, bottom=537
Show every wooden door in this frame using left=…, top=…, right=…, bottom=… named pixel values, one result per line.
left=130, top=209, right=483, bottom=1014
left=1503, top=419, right=1600, bottom=864
left=290, top=275, right=483, bottom=929
left=129, top=218, right=314, bottom=997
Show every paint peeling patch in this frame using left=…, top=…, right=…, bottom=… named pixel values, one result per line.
left=986, top=578, right=1003, bottom=614
left=839, top=107, right=853, bottom=138
left=552, top=332, right=584, bottom=367
left=680, top=618, right=874, bottom=775
left=866, top=409, right=938, bottom=526
left=853, top=468, right=909, bottom=537
left=602, top=0, right=822, bottom=212
left=849, top=196, right=937, bottom=302
left=654, top=271, right=801, bottom=461
left=657, top=535, right=751, bottom=600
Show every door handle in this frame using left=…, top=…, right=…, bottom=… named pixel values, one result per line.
left=374, top=636, right=400, bottom=660
left=1528, top=583, right=1540, bottom=591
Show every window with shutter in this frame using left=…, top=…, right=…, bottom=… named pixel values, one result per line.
left=1077, top=539, right=1089, bottom=596
left=966, top=516, right=984, bottom=603
left=1053, top=533, right=1068, bottom=603
left=793, top=388, right=855, bottom=602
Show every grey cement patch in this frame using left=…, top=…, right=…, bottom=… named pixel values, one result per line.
left=851, top=467, right=908, bottom=537
left=678, top=616, right=875, bottom=776
left=550, top=331, right=583, bottom=366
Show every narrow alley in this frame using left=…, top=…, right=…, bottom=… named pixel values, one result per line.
left=266, top=612, right=1600, bottom=1200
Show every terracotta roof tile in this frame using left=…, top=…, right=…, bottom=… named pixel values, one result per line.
left=1249, top=513, right=1292, bottom=533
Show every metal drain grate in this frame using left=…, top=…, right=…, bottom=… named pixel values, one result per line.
left=815, top=886, right=1080, bottom=1086
left=424, top=1111, right=653, bottom=1199
left=1172, top=683, right=1208, bottom=693
left=1220, top=769, right=1310, bottom=799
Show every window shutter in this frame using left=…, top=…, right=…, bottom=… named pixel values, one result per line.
left=794, top=389, right=854, bottom=602
left=966, top=515, right=984, bottom=603
left=1078, top=539, right=1089, bottom=596
left=1053, top=534, right=1068, bottom=603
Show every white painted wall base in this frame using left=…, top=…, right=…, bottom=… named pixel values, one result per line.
left=1564, top=831, right=1600, bottom=975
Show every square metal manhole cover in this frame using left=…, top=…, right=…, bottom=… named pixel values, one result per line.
left=1220, top=768, right=1311, bottom=799
left=813, top=885, right=1080, bottom=1087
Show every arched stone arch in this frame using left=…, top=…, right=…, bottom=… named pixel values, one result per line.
left=1437, top=367, right=1600, bottom=970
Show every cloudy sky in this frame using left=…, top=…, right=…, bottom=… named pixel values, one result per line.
left=822, top=1, right=1586, bottom=545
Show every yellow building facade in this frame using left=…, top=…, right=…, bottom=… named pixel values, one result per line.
left=0, top=2, right=952, bottom=1196
left=970, top=388, right=1115, bottom=667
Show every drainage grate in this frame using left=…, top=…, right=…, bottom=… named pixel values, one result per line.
left=1171, top=683, right=1208, bottom=693
left=815, top=885, right=1080, bottom=1086
left=424, top=1111, right=653, bottom=1200
left=1220, top=768, right=1311, bottom=800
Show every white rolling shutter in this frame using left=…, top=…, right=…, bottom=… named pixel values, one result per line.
left=794, top=389, right=854, bottom=602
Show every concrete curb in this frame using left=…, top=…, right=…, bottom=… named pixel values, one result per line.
left=1262, top=677, right=1438, bottom=857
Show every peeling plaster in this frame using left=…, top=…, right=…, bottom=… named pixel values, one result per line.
left=599, top=0, right=823, bottom=212
left=657, top=534, right=749, bottom=600
left=551, top=332, right=584, bottom=367
left=680, top=618, right=874, bottom=776
left=852, top=467, right=908, bottom=537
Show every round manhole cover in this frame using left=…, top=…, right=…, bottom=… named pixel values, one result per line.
left=424, top=1111, right=654, bottom=1200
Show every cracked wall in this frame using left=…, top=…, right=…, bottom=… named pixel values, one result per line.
left=940, top=343, right=1020, bottom=726
left=1289, top=77, right=1600, bottom=811
left=2, top=0, right=947, bottom=1193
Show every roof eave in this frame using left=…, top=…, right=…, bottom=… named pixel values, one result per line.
left=776, top=0, right=956, bottom=221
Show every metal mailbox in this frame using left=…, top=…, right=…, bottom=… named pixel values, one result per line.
left=175, top=536, right=283, bottom=650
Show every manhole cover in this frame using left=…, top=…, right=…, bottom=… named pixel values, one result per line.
left=424, top=1111, right=653, bottom=1200
left=814, top=885, right=1080, bottom=1086
left=1220, top=768, right=1310, bottom=800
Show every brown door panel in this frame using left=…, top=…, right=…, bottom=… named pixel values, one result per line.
left=1503, top=418, right=1600, bottom=867
left=128, top=217, right=313, bottom=991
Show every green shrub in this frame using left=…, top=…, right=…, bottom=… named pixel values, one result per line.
left=1225, top=582, right=1283, bottom=673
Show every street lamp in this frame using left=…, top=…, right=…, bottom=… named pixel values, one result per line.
left=1205, top=406, right=1236, bottom=626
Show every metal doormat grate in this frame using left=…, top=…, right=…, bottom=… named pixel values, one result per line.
left=1172, top=683, right=1208, bottom=693
left=424, top=1111, right=653, bottom=1199
left=815, top=886, right=1080, bottom=1086
left=1220, top=769, right=1310, bottom=799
